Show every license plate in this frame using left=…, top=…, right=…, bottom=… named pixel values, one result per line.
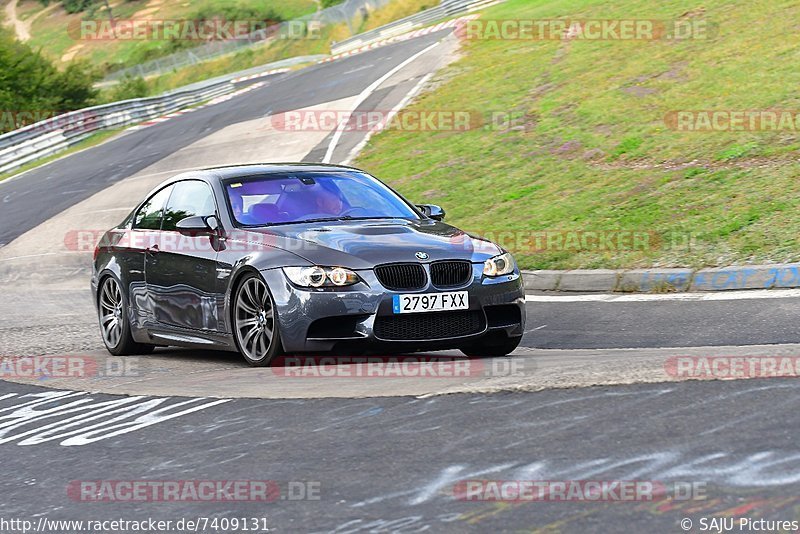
left=392, top=291, right=469, bottom=314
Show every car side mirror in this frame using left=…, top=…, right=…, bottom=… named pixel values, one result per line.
left=176, top=215, right=217, bottom=234
left=417, top=204, right=445, bottom=221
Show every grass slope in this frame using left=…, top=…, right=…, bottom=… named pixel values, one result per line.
left=355, top=0, right=800, bottom=269
left=22, top=0, right=318, bottom=69
left=119, top=0, right=433, bottom=96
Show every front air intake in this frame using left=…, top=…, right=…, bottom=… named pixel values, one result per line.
left=374, top=263, right=427, bottom=291
left=430, top=260, right=472, bottom=288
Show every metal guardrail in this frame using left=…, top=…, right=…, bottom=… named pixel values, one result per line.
left=0, top=80, right=233, bottom=176
left=103, top=0, right=392, bottom=83
left=330, top=0, right=500, bottom=55
left=0, top=54, right=325, bottom=177
left=0, top=0, right=502, bottom=177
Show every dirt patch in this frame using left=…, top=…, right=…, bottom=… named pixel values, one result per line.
left=133, top=0, right=166, bottom=19
left=420, top=189, right=444, bottom=199
left=61, top=43, right=85, bottom=63
left=622, top=85, right=659, bottom=97
left=591, top=156, right=797, bottom=171
left=679, top=7, right=706, bottom=19
left=4, top=0, right=30, bottom=41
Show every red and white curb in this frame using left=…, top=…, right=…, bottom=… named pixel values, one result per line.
left=231, top=67, right=290, bottom=84
left=206, top=81, right=265, bottom=105
left=124, top=18, right=473, bottom=134
left=127, top=82, right=265, bottom=132
left=320, top=15, right=478, bottom=64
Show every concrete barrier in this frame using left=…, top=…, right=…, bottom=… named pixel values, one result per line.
left=522, top=264, right=800, bottom=293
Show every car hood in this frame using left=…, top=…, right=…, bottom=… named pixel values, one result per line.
left=236, top=218, right=502, bottom=269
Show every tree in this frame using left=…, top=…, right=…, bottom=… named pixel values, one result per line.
left=0, top=29, right=100, bottom=132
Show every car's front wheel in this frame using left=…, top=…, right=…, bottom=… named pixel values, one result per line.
left=98, top=275, right=154, bottom=356
left=232, top=272, right=282, bottom=366
left=460, top=335, right=522, bottom=358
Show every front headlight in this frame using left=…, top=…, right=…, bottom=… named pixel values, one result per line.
left=483, top=252, right=516, bottom=277
left=283, top=266, right=361, bottom=288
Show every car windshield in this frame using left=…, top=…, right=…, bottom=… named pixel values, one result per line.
left=224, top=171, right=420, bottom=226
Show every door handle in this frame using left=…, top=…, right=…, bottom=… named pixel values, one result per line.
left=146, top=244, right=160, bottom=255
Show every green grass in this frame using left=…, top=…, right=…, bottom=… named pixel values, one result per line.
left=141, top=24, right=342, bottom=96
left=102, top=0, right=433, bottom=96
left=23, top=0, right=318, bottom=69
left=354, top=0, right=800, bottom=269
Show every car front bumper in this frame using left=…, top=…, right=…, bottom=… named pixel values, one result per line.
left=262, top=265, right=526, bottom=353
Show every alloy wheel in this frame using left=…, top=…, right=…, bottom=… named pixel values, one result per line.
left=234, top=276, right=275, bottom=362
left=99, top=277, right=124, bottom=349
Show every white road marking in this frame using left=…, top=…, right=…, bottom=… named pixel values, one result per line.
left=525, top=289, right=800, bottom=303
left=343, top=64, right=373, bottom=75
left=0, top=252, right=57, bottom=262
left=72, top=207, right=131, bottom=215
left=0, top=391, right=231, bottom=447
left=526, top=324, right=547, bottom=332
left=343, top=72, right=434, bottom=165
left=322, top=41, right=441, bottom=164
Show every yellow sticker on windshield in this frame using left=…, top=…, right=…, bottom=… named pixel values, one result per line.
left=230, top=183, right=242, bottom=188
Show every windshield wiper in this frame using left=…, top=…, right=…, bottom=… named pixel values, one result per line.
left=245, top=216, right=407, bottom=227
left=295, top=216, right=401, bottom=224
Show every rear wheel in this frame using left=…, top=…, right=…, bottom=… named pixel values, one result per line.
left=232, top=273, right=282, bottom=366
left=98, top=276, right=154, bottom=356
left=460, top=335, right=522, bottom=358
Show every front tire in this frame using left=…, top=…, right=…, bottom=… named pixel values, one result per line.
left=98, top=275, right=154, bottom=356
left=460, top=335, right=522, bottom=358
left=232, top=272, right=282, bottom=366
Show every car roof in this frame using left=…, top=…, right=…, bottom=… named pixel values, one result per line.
left=204, top=163, right=364, bottom=181
left=143, top=163, right=370, bottom=203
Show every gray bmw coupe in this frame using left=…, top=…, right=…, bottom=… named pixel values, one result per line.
left=91, top=164, right=526, bottom=366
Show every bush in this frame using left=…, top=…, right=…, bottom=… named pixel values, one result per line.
left=108, top=75, right=149, bottom=101
left=0, top=30, right=100, bottom=132
left=63, top=0, right=95, bottom=13
left=36, top=0, right=97, bottom=13
left=192, top=3, right=285, bottom=25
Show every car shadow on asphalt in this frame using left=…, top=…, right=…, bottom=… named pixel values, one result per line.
left=145, top=347, right=475, bottom=369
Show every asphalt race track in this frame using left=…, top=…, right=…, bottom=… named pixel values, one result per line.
left=0, top=30, right=450, bottom=247
left=3, top=378, right=800, bottom=532
left=2, top=27, right=800, bottom=533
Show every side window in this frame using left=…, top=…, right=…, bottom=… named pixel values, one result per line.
left=133, top=186, right=173, bottom=230
left=161, top=180, right=216, bottom=232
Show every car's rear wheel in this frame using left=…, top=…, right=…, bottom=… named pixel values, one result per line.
left=233, top=273, right=282, bottom=366
left=460, top=335, right=522, bottom=358
left=98, top=275, right=154, bottom=356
